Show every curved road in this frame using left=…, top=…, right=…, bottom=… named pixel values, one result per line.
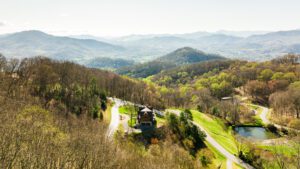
left=254, top=104, right=300, bottom=133
left=167, top=110, right=254, bottom=169
left=259, top=106, right=270, bottom=124
left=107, top=98, right=123, bottom=138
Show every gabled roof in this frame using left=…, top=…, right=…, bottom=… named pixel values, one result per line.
left=141, top=107, right=152, bottom=112
left=221, top=97, right=232, bottom=100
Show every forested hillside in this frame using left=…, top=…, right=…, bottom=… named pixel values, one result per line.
left=146, top=54, right=300, bottom=128
left=0, top=54, right=163, bottom=110
left=0, top=54, right=204, bottom=168
left=155, top=47, right=225, bottom=65
left=117, top=47, right=225, bottom=78
left=86, top=57, right=135, bottom=69
left=1, top=53, right=299, bottom=168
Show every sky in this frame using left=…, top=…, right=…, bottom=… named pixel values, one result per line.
left=0, top=0, right=300, bottom=36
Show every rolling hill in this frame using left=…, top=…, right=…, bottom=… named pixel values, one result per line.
left=117, top=47, right=226, bottom=78
left=156, top=47, right=225, bottom=65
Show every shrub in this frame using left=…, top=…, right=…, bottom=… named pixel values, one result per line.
left=197, top=105, right=204, bottom=112
left=197, top=148, right=213, bottom=167
left=266, top=124, right=277, bottom=133
left=211, top=106, right=220, bottom=116
left=183, top=109, right=193, bottom=120
left=167, top=112, right=206, bottom=155
left=238, top=149, right=263, bottom=168
left=150, top=138, right=159, bottom=144
left=199, top=156, right=210, bottom=167
left=288, top=119, right=300, bottom=130
left=280, top=127, right=288, bottom=135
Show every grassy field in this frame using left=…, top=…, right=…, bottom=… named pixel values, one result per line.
left=205, top=141, right=243, bottom=169
left=233, top=163, right=244, bottom=169
left=205, top=141, right=227, bottom=169
left=119, top=105, right=137, bottom=116
left=191, top=110, right=238, bottom=155
left=259, top=143, right=299, bottom=169
left=259, top=144, right=297, bottom=157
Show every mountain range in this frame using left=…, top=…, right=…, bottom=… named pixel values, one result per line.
left=0, top=30, right=124, bottom=62
left=112, top=30, right=300, bottom=61
left=0, top=29, right=300, bottom=66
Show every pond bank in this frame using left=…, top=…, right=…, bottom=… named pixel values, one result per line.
left=234, top=126, right=279, bottom=140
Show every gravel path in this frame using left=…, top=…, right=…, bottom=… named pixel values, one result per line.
left=259, top=106, right=270, bottom=124
left=107, top=98, right=123, bottom=138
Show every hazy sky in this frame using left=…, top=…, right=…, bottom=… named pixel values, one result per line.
left=0, top=0, right=299, bottom=36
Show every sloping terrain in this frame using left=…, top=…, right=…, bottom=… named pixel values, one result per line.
left=117, top=47, right=226, bottom=78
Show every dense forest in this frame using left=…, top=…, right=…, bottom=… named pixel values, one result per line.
left=0, top=54, right=164, bottom=110
left=1, top=53, right=299, bottom=168
left=0, top=54, right=200, bottom=168
left=86, top=57, right=135, bottom=69
left=142, top=54, right=300, bottom=128
left=117, top=47, right=226, bottom=78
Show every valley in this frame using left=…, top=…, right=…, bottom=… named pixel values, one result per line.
left=1, top=0, right=300, bottom=168
left=0, top=47, right=300, bottom=169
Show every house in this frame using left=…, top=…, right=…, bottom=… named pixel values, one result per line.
left=137, top=106, right=155, bottom=127
left=221, top=96, right=239, bottom=104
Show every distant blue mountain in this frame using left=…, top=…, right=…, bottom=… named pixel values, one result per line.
left=111, top=30, right=300, bottom=61
left=0, top=30, right=124, bottom=62
left=1, top=30, right=300, bottom=63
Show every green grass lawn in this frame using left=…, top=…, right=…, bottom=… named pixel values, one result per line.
left=259, top=144, right=297, bottom=157
left=258, top=143, right=299, bottom=169
left=156, top=116, right=166, bottom=126
left=233, top=163, right=244, bottom=169
left=205, top=141, right=244, bottom=169
left=119, top=105, right=138, bottom=127
left=205, top=141, right=226, bottom=169
left=119, top=105, right=137, bottom=115
left=128, top=117, right=137, bottom=127
left=191, top=110, right=238, bottom=155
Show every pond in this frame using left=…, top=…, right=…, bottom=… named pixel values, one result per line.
left=234, top=127, right=278, bottom=140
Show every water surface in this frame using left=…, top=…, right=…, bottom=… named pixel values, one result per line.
left=234, top=127, right=278, bottom=140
